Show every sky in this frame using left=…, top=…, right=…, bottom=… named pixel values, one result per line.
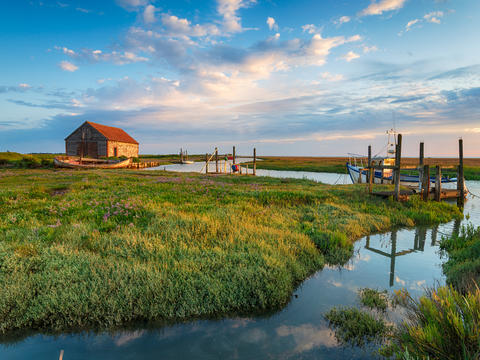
left=0, top=0, right=479, bottom=156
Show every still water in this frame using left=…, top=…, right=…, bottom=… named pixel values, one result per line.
left=2, top=166, right=479, bottom=359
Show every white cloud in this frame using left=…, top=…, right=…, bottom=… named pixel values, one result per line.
left=18, top=83, right=31, bottom=88
left=359, top=0, right=407, bottom=16
left=336, top=16, right=351, bottom=25
left=321, top=72, right=344, bottom=81
left=217, top=0, right=256, bottom=33
left=342, top=51, right=360, bottom=62
left=405, top=18, right=420, bottom=31
left=363, top=45, right=378, bottom=53
left=424, top=11, right=444, bottom=24
left=55, top=46, right=75, bottom=56
left=59, top=61, right=78, bottom=72
left=302, top=24, right=317, bottom=34
left=54, top=45, right=149, bottom=65
left=143, top=4, right=155, bottom=23
left=266, top=17, right=277, bottom=31
left=161, top=14, right=220, bottom=37
left=116, top=0, right=148, bottom=10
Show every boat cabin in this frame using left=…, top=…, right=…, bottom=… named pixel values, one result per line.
left=65, top=121, right=139, bottom=159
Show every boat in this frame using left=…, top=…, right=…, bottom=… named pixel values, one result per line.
left=179, top=148, right=194, bottom=164
left=346, top=129, right=457, bottom=189
left=54, top=156, right=131, bottom=169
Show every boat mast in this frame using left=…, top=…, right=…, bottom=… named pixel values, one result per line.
left=386, top=128, right=397, bottom=159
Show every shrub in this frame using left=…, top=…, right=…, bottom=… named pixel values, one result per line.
left=358, top=288, right=389, bottom=312
left=325, top=307, right=392, bottom=347
left=390, top=285, right=480, bottom=360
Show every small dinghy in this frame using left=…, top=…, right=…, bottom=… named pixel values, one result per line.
left=54, top=157, right=131, bottom=169
left=179, top=148, right=194, bottom=164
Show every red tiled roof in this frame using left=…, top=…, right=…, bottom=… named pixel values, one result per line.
left=86, top=121, right=139, bottom=144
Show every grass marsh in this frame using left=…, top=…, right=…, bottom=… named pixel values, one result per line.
left=0, top=169, right=462, bottom=335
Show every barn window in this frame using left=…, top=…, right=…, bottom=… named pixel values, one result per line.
left=114, top=147, right=118, bottom=157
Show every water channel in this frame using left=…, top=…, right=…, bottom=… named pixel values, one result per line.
left=2, top=163, right=478, bottom=359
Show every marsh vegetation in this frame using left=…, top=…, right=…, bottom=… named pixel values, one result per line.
left=0, top=168, right=462, bottom=335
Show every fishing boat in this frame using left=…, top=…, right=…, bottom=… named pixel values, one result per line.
left=54, top=156, right=131, bottom=169
left=179, top=148, right=194, bottom=164
left=346, top=129, right=457, bottom=188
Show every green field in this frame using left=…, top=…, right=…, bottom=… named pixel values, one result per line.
left=0, top=169, right=462, bottom=334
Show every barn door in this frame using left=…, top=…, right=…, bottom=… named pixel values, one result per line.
left=87, top=142, right=98, bottom=158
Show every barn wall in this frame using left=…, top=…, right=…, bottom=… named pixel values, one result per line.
left=107, top=141, right=139, bottom=158
left=65, top=123, right=107, bottom=157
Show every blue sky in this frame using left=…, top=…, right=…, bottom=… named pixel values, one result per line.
left=1, top=0, right=479, bottom=156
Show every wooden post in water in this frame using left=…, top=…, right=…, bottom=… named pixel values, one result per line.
left=205, top=153, right=209, bottom=174
left=419, top=142, right=424, bottom=193
left=435, top=165, right=442, bottom=201
left=394, top=134, right=402, bottom=201
left=215, top=148, right=219, bottom=173
left=233, top=146, right=236, bottom=164
left=423, top=165, right=430, bottom=201
left=457, top=138, right=465, bottom=208
left=253, top=148, right=256, bottom=176
left=367, top=145, right=372, bottom=184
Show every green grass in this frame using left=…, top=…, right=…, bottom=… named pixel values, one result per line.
left=359, top=288, right=389, bottom=312
left=325, top=307, right=392, bottom=347
left=440, top=225, right=480, bottom=292
left=389, top=286, right=480, bottom=360
left=0, top=169, right=462, bottom=335
left=0, top=152, right=57, bottom=168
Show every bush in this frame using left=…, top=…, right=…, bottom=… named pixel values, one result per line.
left=390, top=285, right=480, bottom=360
left=440, top=225, right=480, bottom=292
left=325, top=307, right=392, bottom=347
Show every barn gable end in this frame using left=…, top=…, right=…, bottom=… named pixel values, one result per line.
left=65, top=121, right=139, bottom=158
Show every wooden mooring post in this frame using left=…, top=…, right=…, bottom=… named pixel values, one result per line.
left=253, top=148, right=256, bottom=176
left=205, top=153, right=209, bottom=174
left=422, top=165, right=430, bottom=201
left=368, top=145, right=373, bottom=193
left=457, top=138, right=465, bottom=208
left=418, top=142, right=424, bottom=193
left=435, top=165, right=442, bottom=201
left=233, top=146, right=236, bottom=164
left=215, top=148, right=219, bottom=173
left=394, top=134, right=402, bottom=201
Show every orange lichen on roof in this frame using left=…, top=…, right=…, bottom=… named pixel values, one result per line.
left=86, top=121, right=139, bottom=144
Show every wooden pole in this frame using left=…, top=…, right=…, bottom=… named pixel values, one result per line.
left=215, top=148, right=218, bottom=173
left=423, top=165, right=430, bottom=201
left=369, top=167, right=373, bottom=193
left=419, top=142, right=424, bottom=193
left=435, top=165, right=442, bottom=201
left=233, top=146, right=236, bottom=164
left=253, top=148, right=256, bottom=176
left=419, top=142, right=424, bottom=166
left=205, top=153, right=208, bottom=174
left=394, top=134, right=402, bottom=201
left=457, top=138, right=465, bottom=208
left=367, top=145, right=372, bottom=184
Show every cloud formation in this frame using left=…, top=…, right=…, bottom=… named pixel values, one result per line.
left=59, top=61, right=78, bottom=72
left=266, top=17, right=277, bottom=31
left=359, top=0, right=407, bottom=16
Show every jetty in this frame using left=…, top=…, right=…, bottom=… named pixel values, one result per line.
left=360, top=135, right=466, bottom=207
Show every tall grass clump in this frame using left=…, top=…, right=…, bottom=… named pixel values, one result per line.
left=390, top=286, right=480, bottom=360
left=325, top=307, right=391, bottom=347
left=440, top=225, right=480, bottom=292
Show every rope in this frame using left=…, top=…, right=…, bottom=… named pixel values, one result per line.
left=333, top=173, right=344, bottom=185
left=467, top=189, right=480, bottom=199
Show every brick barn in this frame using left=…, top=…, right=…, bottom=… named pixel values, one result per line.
left=65, top=121, right=139, bottom=158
